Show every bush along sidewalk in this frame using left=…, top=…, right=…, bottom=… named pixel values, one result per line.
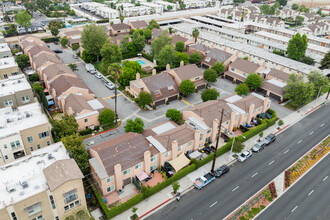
left=91, top=109, right=277, bottom=219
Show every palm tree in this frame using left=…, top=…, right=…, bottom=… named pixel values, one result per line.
left=192, top=28, right=199, bottom=43
left=108, top=63, right=122, bottom=125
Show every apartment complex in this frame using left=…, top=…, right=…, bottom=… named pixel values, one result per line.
left=0, top=57, right=20, bottom=80
left=0, top=102, right=53, bottom=165
left=0, top=142, right=87, bottom=220
left=0, top=43, right=12, bottom=59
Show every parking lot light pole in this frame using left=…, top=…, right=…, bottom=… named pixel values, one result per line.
left=211, top=108, right=224, bottom=173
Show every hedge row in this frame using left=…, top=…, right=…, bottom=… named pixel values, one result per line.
left=96, top=19, right=109, bottom=23
left=142, top=52, right=153, bottom=62
left=41, top=37, right=59, bottom=43
left=122, top=52, right=139, bottom=59
left=96, top=108, right=277, bottom=219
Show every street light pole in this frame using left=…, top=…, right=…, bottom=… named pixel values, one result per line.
left=211, top=108, right=224, bottom=173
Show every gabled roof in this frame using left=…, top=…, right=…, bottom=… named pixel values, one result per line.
left=267, top=69, right=289, bottom=82
left=167, top=64, right=203, bottom=81
left=33, top=52, right=61, bottom=69
left=152, top=28, right=165, bottom=38
left=189, top=43, right=211, bottom=52
left=42, top=63, right=75, bottom=81
left=28, top=44, right=53, bottom=57
left=50, top=75, right=90, bottom=95
left=43, top=159, right=84, bottom=191
left=130, top=20, right=148, bottom=28
left=110, top=23, right=130, bottom=31
left=230, top=58, right=260, bottom=74
left=203, top=48, right=232, bottom=65
left=64, top=30, right=82, bottom=37
left=172, top=35, right=188, bottom=44
left=64, top=93, right=93, bottom=114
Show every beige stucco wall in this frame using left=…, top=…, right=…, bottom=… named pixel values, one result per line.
left=0, top=66, right=20, bottom=79
left=0, top=89, right=34, bottom=108
left=75, top=111, right=100, bottom=131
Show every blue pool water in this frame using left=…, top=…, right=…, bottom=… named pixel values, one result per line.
left=137, top=60, right=145, bottom=65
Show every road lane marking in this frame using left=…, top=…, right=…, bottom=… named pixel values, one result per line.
left=323, top=176, right=328, bottom=181
left=269, top=160, right=274, bottom=165
left=210, top=201, right=218, bottom=208
left=308, top=190, right=314, bottom=196
left=232, top=186, right=239, bottom=192
left=298, top=140, right=302, bottom=144
left=309, top=131, right=314, bottom=135
left=181, top=99, right=192, bottom=106
left=252, top=173, right=258, bottom=178
left=284, top=149, right=289, bottom=154
left=103, top=93, right=122, bottom=100
left=320, top=123, right=324, bottom=127
left=291, top=206, right=298, bottom=212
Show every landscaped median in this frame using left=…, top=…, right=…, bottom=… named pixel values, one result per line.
left=90, top=110, right=277, bottom=219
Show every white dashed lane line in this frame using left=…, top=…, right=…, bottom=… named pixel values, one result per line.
left=252, top=173, right=258, bottom=178
left=323, top=176, right=328, bottom=181
left=232, top=186, right=239, bottom=192
left=298, top=140, right=302, bottom=144
left=308, top=190, right=314, bottom=196
left=269, top=160, right=275, bottom=165
left=284, top=149, right=289, bottom=154
left=320, top=123, right=324, bottom=127
left=310, top=131, right=314, bottom=135
left=291, top=206, right=298, bottom=212
left=210, top=201, right=218, bottom=208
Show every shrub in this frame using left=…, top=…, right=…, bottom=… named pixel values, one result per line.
left=28, top=73, right=39, bottom=82
left=301, top=56, right=315, bottom=65
left=41, top=37, right=59, bottom=43
left=96, top=19, right=110, bottom=23
left=122, top=52, right=139, bottom=59
left=94, top=126, right=100, bottom=131
left=79, top=128, right=92, bottom=136
left=142, top=52, right=153, bottom=62
left=166, top=108, right=181, bottom=122
left=273, top=50, right=285, bottom=56
left=278, top=120, right=284, bottom=126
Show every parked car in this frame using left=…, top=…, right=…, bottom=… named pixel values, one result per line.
left=54, top=41, right=58, bottom=45
left=214, top=165, right=230, bottom=178
left=53, top=49, right=62, bottom=53
left=95, top=72, right=102, bottom=79
left=105, top=82, right=114, bottom=90
left=199, top=146, right=211, bottom=155
left=73, top=54, right=78, bottom=59
left=193, top=172, right=215, bottom=189
left=237, top=150, right=252, bottom=162
left=264, top=133, right=276, bottom=145
left=252, top=140, right=266, bottom=152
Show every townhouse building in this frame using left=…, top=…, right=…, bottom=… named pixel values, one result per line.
left=107, top=23, right=131, bottom=36
left=0, top=57, right=20, bottom=79
left=201, top=47, right=236, bottom=69
left=0, top=142, right=87, bottom=220
left=0, top=102, right=53, bottom=165
left=128, top=20, right=148, bottom=30
left=0, top=43, right=12, bottom=59
left=0, top=75, right=34, bottom=108
left=18, top=35, right=44, bottom=54
left=61, top=29, right=82, bottom=47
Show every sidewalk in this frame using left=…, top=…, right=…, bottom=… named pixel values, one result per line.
left=112, top=94, right=329, bottom=220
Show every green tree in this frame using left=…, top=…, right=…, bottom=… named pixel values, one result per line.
left=260, top=4, right=271, bottom=15
left=108, top=63, right=123, bottom=124
left=175, top=52, right=189, bottom=66
left=151, top=30, right=172, bottom=58
left=137, top=91, right=152, bottom=107
left=148, top=19, right=160, bottom=29
left=166, top=109, right=181, bottom=122
left=232, top=140, right=245, bottom=153
left=32, top=82, right=43, bottom=93
left=189, top=52, right=203, bottom=64
left=15, top=11, right=31, bottom=28
left=179, top=79, right=195, bottom=96
left=119, top=36, right=130, bottom=54
left=235, top=83, right=249, bottom=96
left=144, top=28, right=152, bottom=40
left=81, top=23, right=107, bottom=62
left=16, top=54, right=30, bottom=69
left=28, top=73, right=39, bottom=82
left=201, top=89, right=220, bottom=102
left=307, top=70, right=329, bottom=96
left=69, top=9, right=75, bottom=16
left=276, top=0, right=287, bottom=6
left=284, top=73, right=314, bottom=106
left=294, top=16, right=304, bottom=25
left=24, top=2, right=37, bottom=16
left=60, top=37, right=68, bottom=48
left=157, top=45, right=177, bottom=67
left=203, top=68, right=218, bottom=83
left=291, top=3, right=299, bottom=10
left=98, top=109, right=115, bottom=127
left=320, top=51, right=330, bottom=70
left=172, top=182, right=180, bottom=194
left=192, top=28, right=199, bottom=43
left=286, top=33, right=307, bottom=60
left=36, top=0, right=51, bottom=10
left=124, top=117, right=144, bottom=133
left=3, top=15, right=10, bottom=22
left=175, top=41, right=185, bottom=52
left=180, top=3, right=186, bottom=9
left=316, top=8, right=322, bottom=15
left=48, top=20, right=63, bottom=30
left=50, top=114, right=78, bottom=140
left=61, top=133, right=90, bottom=175
left=211, top=61, right=225, bottom=74
left=245, top=73, right=263, bottom=90
left=118, top=67, right=136, bottom=86
left=298, top=4, right=309, bottom=13
left=132, top=30, right=145, bottom=52
left=72, top=44, right=80, bottom=52
left=50, top=27, right=59, bottom=37
left=68, top=63, right=78, bottom=71
left=167, top=5, right=173, bottom=10
left=301, top=56, right=315, bottom=65
left=100, top=41, right=122, bottom=73
left=3, top=24, right=17, bottom=36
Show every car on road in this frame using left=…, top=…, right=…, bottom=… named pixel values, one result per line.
left=53, top=49, right=62, bottom=53
left=214, top=165, right=230, bottom=178
left=264, top=133, right=276, bottom=145
left=237, top=150, right=252, bottom=162
left=105, top=82, right=114, bottom=90
left=194, top=172, right=215, bottom=189
left=95, top=72, right=102, bottom=79
left=73, top=54, right=78, bottom=59
left=252, top=140, right=266, bottom=152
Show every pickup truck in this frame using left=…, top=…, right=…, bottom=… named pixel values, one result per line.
left=194, top=172, right=215, bottom=189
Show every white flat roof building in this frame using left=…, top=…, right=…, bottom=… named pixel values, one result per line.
left=0, top=57, right=18, bottom=70
left=0, top=75, right=31, bottom=98
left=95, top=6, right=119, bottom=19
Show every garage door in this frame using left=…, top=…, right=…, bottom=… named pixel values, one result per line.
left=197, top=84, right=206, bottom=90
left=168, top=95, right=178, bottom=102
left=269, top=92, right=282, bottom=101
left=123, top=177, right=131, bottom=186
left=155, top=99, right=166, bottom=106
left=225, top=75, right=234, bottom=82
left=257, top=88, right=267, bottom=96
left=236, top=80, right=243, bottom=84
left=202, top=63, right=211, bottom=69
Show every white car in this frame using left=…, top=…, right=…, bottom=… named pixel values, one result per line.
left=105, top=82, right=115, bottom=90
left=237, top=150, right=252, bottom=163
left=95, top=72, right=102, bottom=79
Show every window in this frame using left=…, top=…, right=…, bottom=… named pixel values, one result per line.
left=225, top=121, right=229, bottom=125
left=47, top=141, right=50, bottom=146
left=150, top=156, right=156, bottom=162
left=25, top=203, right=41, bottom=216
left=10, top=142, right=15, bottom=148
left=135, top=163, right=142, bottom=170
left=243, top=73, right=247, bottom=77
left=207, top=129, right=211, bottom=134
left=30, top=147, right=33, bottom=152
left=37, top=144, right=40, bottom=149
left=64, top=200, right=80, bottom=212
left=107, top=176, right=114, bottom=183
left=168, top=85, right=173, bottom=90
left=84, top=119, right=88, bottom=123
left=150, top=165, right=157, bottom=171
left=64, top=189, right=77, bottom=204
left=38, top=131, right=49, bottom=139
left=4, top=99, right=13, bottom=107
left=49, top=195, right=56, bottom=209
left=15, top=141, right=20, bottom=147
left=4, top=74, right=8, bottom=79
left=178, top=146, right=183, bottom=151
left=5, top=155, right=8, bottom=160
left=187, top=141, right=192, bottom=146
left=154, top=90, right=160, bottom=95
left=253, top=109, right=256, bottom=114
left=231, top=67, right=235, bottom=72
left=195, top=76, right=200, bottom=80
left=4, top=144, right=7, bottom=149
left=164, top=152, right=170, bottom=157
left=12, top=72, right=18, bottom=76
left=27, top=136, right=33, bottom=143
left=200, top=134, right=203, bottom=141
left=31, top=215, right=43, bottom=220
left=107, top=185, right=115, bottom=192
left=55, top=217, right=59, bottom=220
left=21, top=96, right=30, bottom=103
left=123, top=168, right=130, bottom=175
left=11, top=212, right=17, bottom=220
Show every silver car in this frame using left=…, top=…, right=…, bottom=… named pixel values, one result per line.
left=105, top=82, right=114, bottom=90
left=252, top=140, right=266, bottom=152
left=95, top=72, right=102, bottom=79
left=238, top=150, right=252, bottom=162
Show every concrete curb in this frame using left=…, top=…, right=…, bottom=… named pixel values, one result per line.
left=137, top=198, right=171, bottom=220
left=83, top=121, right=122, bottom=140
left=274, top=124, right=290, bottom=135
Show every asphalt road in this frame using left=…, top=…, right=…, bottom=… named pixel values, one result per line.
left=256, top=154, right=330, bottom=220
left=146, top=104, right=330, bottom=220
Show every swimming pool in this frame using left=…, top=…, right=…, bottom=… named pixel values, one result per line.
left=137, top=60, right=145, bottom=65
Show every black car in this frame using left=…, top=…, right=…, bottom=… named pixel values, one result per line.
left=214, top=165, right=230, bottom=178
left=54, top=41, right=58, bottom=45
left=264, top=133, right=276, bottom=145
left=53, top=49, right=63, bottom=53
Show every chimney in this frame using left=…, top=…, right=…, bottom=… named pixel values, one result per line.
left=166, top=64, right=170, bottom=71
left=180, top=60, right=184, bottom=67
left=152, top=69, right=156, bottom=76
left=136, top=72, right=140, bottom=80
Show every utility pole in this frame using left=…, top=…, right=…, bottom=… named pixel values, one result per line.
left=211, top=108, right=224, bottom=173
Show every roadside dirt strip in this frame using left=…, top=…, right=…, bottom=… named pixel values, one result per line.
left=225, top=135, right=330, bottom=220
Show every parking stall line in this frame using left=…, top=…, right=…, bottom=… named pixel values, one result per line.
left=323, top=176, right=328, bottom=181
